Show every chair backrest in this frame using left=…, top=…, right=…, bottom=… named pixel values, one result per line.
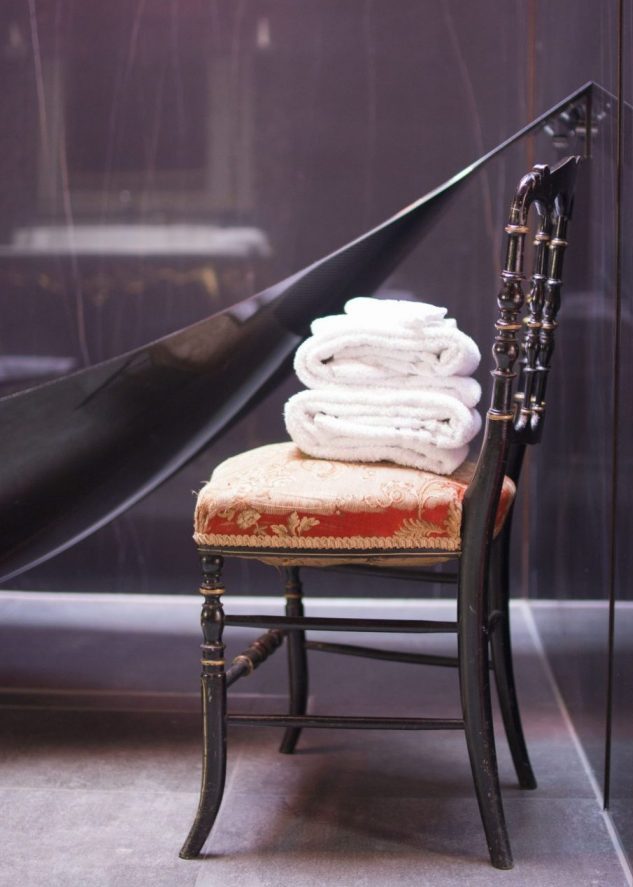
left=492, top=155, right=581, bottom=441
left=462, top=156, right=581, bottom=546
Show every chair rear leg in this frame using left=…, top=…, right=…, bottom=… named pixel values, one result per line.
left=459, top=558, right=513, bottom=870
left=489, top=534, right=537, bottom=789
left=279, top=567, right=309, bottom=754
left=180, top=554, right=227, bottom=859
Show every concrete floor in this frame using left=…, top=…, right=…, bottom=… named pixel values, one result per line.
left=0, top=592, right=630, bottom=887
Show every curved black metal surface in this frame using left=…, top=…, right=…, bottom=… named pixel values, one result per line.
left=0, top=84, right=593, bottom=582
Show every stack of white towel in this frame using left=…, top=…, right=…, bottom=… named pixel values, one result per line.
left=284, top=297, right=482, bottom=475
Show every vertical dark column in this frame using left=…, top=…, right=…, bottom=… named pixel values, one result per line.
left=607, top=0, right=633, bottom=864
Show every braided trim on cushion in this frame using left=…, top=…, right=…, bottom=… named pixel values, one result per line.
left=244, top=553, right=454, bottom=568
left=193, top=550, right=455, bottom=568
left=193, top=530, right=461, bottom=551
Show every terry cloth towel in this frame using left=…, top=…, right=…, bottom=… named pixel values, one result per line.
left=295, top=299, right=481, bottom=393
left=284, top=388, right=482, bottom=475
left=344, top=296, right=448, bottom=326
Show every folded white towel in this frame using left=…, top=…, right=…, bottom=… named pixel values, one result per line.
left=284, top=388, right=482, bottom=475
left=295, top=347, right=481, bottom=406
left=295, top=317, right=481, bottom=395
left=297, top=298, right=481, bottom=393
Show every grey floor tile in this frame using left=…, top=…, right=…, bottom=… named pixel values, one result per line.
left=0, top=786, right=202, bottom=887
left=0, top=704, right=281, bottom=793
left=228, top=723, right=594, bottom=803
left=0, top=709, right=201, bottom=793
left=530, top=602, right=611, bottom=789
left=193, top=795, right=626, bottom=887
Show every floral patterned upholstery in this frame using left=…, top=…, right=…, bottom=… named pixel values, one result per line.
left=194, top=443, right=516, bottom=567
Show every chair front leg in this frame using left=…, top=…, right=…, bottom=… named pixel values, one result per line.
left=488, top=531, right=537, bottom=789
left=279, top=566, right=309, bottom=754
left=180, top=554, right=227, bottom=859
left=458, top=541, right=513, bottom=870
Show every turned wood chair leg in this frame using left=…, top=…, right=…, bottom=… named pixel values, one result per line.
left=458, top=549, right=513, bottom=870
left=180, top=554, right=227, bottom=859
left=279, top=566, right=309, bottom=754
left=488, top=533, right=537, bottom=790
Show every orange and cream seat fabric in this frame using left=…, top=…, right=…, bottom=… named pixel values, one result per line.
left=194, top=441, right=516, bottom=567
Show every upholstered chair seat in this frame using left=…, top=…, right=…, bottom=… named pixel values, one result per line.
left=194, top=442, right=516, bottom=566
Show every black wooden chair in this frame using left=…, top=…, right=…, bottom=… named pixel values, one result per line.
left=179, top=156, right=581, bottom=870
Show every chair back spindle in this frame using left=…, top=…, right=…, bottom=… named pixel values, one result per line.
left=462, top=156, right=580, bottom=546
left=494, top=158, right=579, bottom=441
